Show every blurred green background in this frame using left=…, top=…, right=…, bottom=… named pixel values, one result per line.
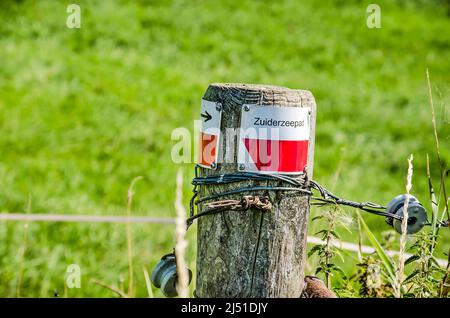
left=0, top=0, right=449, bottom=297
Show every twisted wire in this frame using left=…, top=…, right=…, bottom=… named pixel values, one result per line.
left=188, top=165, right=448, bottom=229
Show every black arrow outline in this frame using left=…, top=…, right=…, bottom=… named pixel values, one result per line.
left=201, top=110, right=212, bottom=122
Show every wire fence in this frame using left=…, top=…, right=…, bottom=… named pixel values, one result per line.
left=0, top=213, right=176, bottom=224
left=1, top=212, right=447, bottom=267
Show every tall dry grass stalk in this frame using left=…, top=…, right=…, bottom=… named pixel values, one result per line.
left=426, top=69, right=440, bottom=158
left=143, top=266, right=154, bottom=298
left=394, top=154, right=414, bottom=298
left=91, top=279, right=129, bottom=298
left=427, top=68, right=449, bottom=218
left=126, top=176, right=143, bottom=297
left=174, top=168, right=189, bottom=298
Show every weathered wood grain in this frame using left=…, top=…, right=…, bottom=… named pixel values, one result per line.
left=196, top=83, right=316, bottom=297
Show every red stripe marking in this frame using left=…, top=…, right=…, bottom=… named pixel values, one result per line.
left=198, top=132, right=217, bottom=167
left=243, top=138, right=308, bottom=172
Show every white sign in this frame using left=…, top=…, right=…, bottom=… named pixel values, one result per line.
left=238, top=105, right=310, bottom=174
left=197, top=99, right=222, bottom=169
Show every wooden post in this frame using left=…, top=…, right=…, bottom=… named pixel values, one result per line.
left=196, top=83, right=316, bottom=297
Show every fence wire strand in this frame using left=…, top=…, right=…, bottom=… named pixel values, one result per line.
left=189, top=165, right=449, bottom=229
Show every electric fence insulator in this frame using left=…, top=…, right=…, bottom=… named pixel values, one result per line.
left=151, top=253, right=193, bottom=297
left=385, top=194, right=427, bottom=234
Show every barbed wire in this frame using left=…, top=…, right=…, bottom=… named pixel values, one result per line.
left=188, top=165, right=449, bottom=229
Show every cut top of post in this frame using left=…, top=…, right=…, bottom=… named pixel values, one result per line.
left=200, top=83, right=317, bottom=179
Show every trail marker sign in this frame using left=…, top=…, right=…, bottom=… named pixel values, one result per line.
left=238, top=105, right=311, bottom=174
left=198, top=99, right=222, bottom=169
left=196, top=84, right=316, bottom=297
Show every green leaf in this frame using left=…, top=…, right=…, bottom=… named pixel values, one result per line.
left=403, top=269, right=420, bottom=284
left=315, top=229, right=328, bottom=236
left=329, top=230, right=341, bottom=240
left=311, top=215, right=324, bottom=222
left=335, top=249, right=345, bottom=263
left=430, top=256, right=441, bottom=268
left=308, top=245, right=323, bottom=257
left=340, top=222, right=353, bottom=234
left=405, top=255, right=420, bottom=266
left=356, top=211, right=396, bottom=283
left=331, top=265, right=346, bottom=278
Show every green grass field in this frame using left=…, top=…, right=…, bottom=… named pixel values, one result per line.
left=0, top=0, right=449, bottom=297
